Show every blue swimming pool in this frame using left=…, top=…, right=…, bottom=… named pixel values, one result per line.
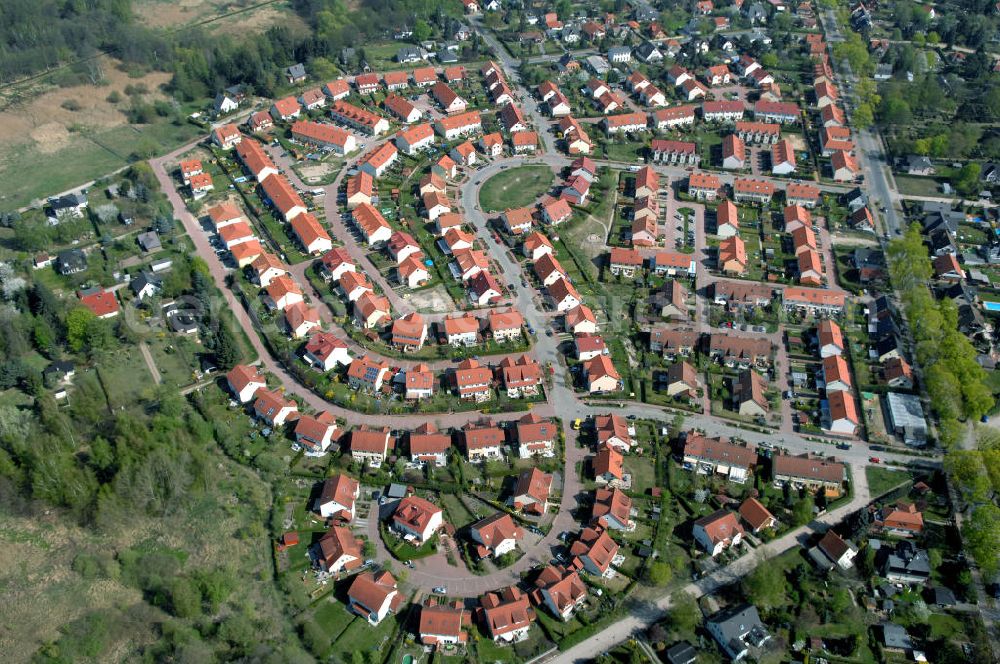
left=984, top=302, right=1000, bottom=312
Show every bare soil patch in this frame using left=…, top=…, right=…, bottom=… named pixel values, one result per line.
left=410, top=285, right=457, bottom=313
left=0, top=57, right=172, bottom=153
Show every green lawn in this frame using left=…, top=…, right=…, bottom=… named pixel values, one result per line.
left=0, top=118, right=202, bottom=209
left=333, top=611, right=399, bottom=653
left=865, top=466, right=912, bottom=498
left=478, top=165, right=555, bottom=212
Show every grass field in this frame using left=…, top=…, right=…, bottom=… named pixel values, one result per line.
left=894, top=174, right=948, bottom=197
left=865, top=466, right=912, bottom=498
left=478, top=165, right=556, bottom=212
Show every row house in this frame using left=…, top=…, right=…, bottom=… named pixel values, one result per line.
left=651, top=105, right=697, bottom=130
left=707, top=334, right=773, bottom=369
left=718, top=235, right=747, bottom=275
left=500, top=103, right=528, bottom=132
left=782, top=286, right=846, bottom=315
left=771, top=139, right=797, bottom=175
left=648, top=327, right=699, bottom=359
left=831, top=150, right=859, bottom=181
left=772, top=453, right=845, bottom=494
left=384, top=94, right=422, bottom=123
left=609, top=247, right=644, bottom=278
left=703, top=100, right=745, bottom=123
left=650, top=139, right=699, bottom=165
left=688, top=172, right=721, bottom=200
left=291, top=120, right=356, bottom=155
left=735, top=121, right=780, bottom=145
left=785, top=182, right=821, bottom=208
left=395, top=123, right=435, bottom=155
left=260, top=173, right=307, bottom=221
left=600, top=112, right=648, bottom=135
left=733, top=178, right=776, bottom=204
left=435, top=110, right=482, bottom=140
left=353, top=203, right=392, bottom=246
left=712, top=281, right=772, bottom=309
left=722, top=134, right=747, bottom=170
left=430, top=82, right=467, bottom=114
left=329, top=100, right=389, bottom=135
left=290, top=212, right=332, bottom=255
left=235, top=140, right=279, bottom=182
left=652, top=252, right=697, bottom=278
left=345, top=171, right=374, bottom=209
left=558, top=116, right=593, bottom=154
left=682, top=432, right=757, bottom=484
left=754, top=100, right=800, bottom=124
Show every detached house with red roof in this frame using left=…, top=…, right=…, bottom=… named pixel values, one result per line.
left=570, top=526, right=621, bottom=577
left=498, top=355, right=542, bottom=398
left=212, top=123, right=242, bottom=149
left=294, top=411, right=337, bottom=455
left=349, top=426, right=392, bottom=467
left=315, top=525, right=363, bottom=574
left=391, top=312, right=428, bottom=352
left=419, top=601, right=469, bottom=646
left=315, top=474, right=360, bottom=520
left=348, top=571, right=404, bottom=625
left=392, top=495, right=444, bottom=543
left=875, top=501, right=924, bottom=537
left=534, top=565, right=587, bottom=620
left=470, top=513, right=523, bottom=559
left=509, top=467, right=553, bottom=515
left=252, top=388, right=299, bottom=426
left=693, top=509, right=744, bottom=556
left=738, top=497, right=776, bottom=533
left=346, top=356, right=390, bottom=394
left=226, top=364, right=266, bottom=403
left=303, top=331, right=351, bottom=371
left=408, top=423, right=450, bottom=466
left=270, top=96, right=302, bottom=122
left=592, top=487, right=635, bottom=531
left=78, top=289, right=119, bottom=319
left=452, top=358, right=493, bottom=402
left=480, top=587, right=536, bottom=643
left=515, top=413, right=556, bottom=458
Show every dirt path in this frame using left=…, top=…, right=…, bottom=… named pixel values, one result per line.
left=139, top=340, right=162, bottom=385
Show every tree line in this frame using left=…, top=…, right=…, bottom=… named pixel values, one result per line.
left=886, top=224, right=994, bottom=447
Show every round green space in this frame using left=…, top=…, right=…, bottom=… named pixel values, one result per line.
left=478, top=165, right=555, bottom=212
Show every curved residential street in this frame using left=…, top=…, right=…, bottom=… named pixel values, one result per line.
left=148, top=25, right=944, bottom=634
